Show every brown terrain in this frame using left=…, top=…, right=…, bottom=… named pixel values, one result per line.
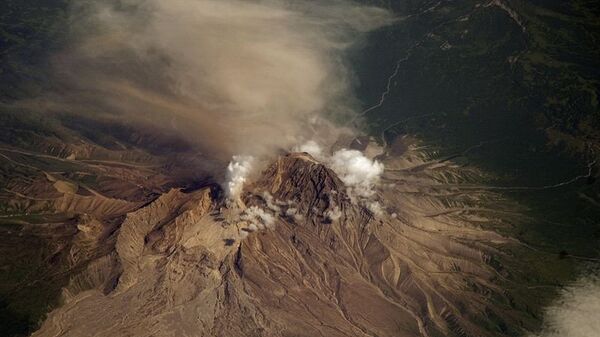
left=0, top=117, right=536, bottom=337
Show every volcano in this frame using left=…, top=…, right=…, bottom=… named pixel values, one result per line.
left=2, top=0, right=600, bottom=336
left=22, top=151, right=525, bottom=337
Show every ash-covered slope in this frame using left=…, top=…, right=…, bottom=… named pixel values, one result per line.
left=32, top=152, right=522, bottom=337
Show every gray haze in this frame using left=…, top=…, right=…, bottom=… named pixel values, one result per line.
left=37, top=0, right=393, bottom=160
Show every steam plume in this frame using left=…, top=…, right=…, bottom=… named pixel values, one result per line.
left=294, top=140, right=324, bottom=160
left=329, top=149, right=384, bottom=199
left=225, top=155, right=254, bottom=200
left=293, top=141, right=384, bottom=213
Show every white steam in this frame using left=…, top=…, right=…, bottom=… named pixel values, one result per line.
left=225, top=155, right=254, bottom=200
left=531, top=273, right=600, bottom=337
left=329, top=149, right=384, bottom=199
left=325, top=205, right=342, bottom=221
left=294, top=140, right=324, bottom=159
left=262, top=192, right=282, bottom=213
left=293, top=141, right=384, bottom=214
left=241, top=206, right=276, bottom=230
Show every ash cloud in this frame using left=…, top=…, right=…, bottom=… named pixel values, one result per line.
left=39, top=0, right=393, bottom=162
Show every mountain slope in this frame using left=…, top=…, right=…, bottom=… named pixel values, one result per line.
left=29, top=151, right=530, bottom=337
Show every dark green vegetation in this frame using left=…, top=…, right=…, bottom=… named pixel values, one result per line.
left=0, top=219, right=75, bottom=337
left=0, top=0, right=69, bottom=102
left=359, top=0, right=600, bottom=155
left=355, top=0, right=600, bottom=334
left=0, top=2, right=70, bottom=335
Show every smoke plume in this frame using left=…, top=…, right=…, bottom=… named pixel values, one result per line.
left=40, top=0, right=392, bottom=163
